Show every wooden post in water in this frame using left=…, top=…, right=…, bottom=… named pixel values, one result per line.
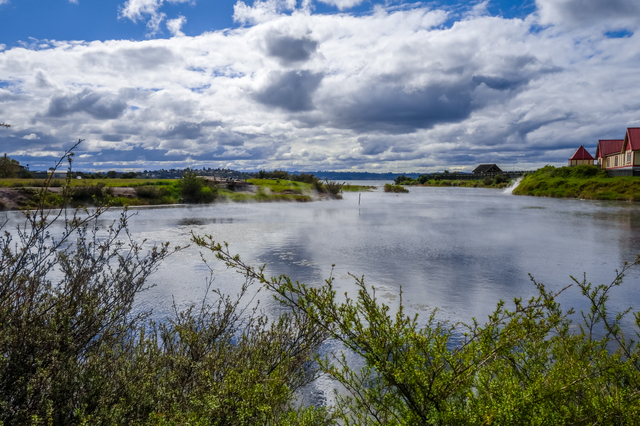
left=359, top=193, right=361, bottom=205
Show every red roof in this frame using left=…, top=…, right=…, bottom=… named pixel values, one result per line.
left=596, top=139, right=624, bottom=158
left=569, top=145, right=594, bottom=160
left=625, top=128, right=640, bottom=151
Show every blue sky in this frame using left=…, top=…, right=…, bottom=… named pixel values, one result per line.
left=1, top=0, right=536, bottom=46
left=1, top=0, right=640, bottom=172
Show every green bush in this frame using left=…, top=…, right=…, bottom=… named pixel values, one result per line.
left=206, top=241, right=640, bottom=426
left=0, top=158, right=329, bottom=424
left=178, top=170, right=218, bottom=203
left=135, top=185, right=171, bottom=199
left=71, top=183, right=112, bottom=203
left=384, top=183, right=409, bottom=193
left=323, top=180, right=344, bottom=199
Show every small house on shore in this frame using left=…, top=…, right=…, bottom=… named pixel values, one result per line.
left=568, top=146, right=594, bottom=166
left=596, top=128, right=640, bottom=176
left=473, top=164, right=502, bottom=176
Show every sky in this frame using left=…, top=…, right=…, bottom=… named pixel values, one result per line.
left=0, top=0, right=639, bottom=172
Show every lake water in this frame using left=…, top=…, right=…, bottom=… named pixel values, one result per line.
left=4, top=182, right=640, bottom=328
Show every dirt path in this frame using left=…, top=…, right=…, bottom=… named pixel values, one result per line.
left=0, top=188, right=31, bottom=210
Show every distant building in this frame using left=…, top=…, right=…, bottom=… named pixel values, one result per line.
left=568, top=145, right=594, bottom=166
left=473, top=164, right=502, bottom=176
left=48, top=168, right=68, bottom=179
left=596, top=128, right=640, bottom=176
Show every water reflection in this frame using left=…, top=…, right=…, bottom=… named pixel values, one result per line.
left=3, top=186, right=640, bottom=327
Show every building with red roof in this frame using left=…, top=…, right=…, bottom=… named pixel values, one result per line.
left=596, top=128, right=640, bottom=176
left=568, top=146, right=594, bottom=166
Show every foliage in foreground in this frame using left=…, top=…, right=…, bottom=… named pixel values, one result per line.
left=514, top=165, right=640, bottom=200
left=0, top=149, right=330, bottom=425
left=201, top=238, right=640, bottom=426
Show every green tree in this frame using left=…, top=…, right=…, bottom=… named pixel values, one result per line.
left=0, top=154, right=21, bottom=178
left=106, top=170, right=118, bottom=178
left=179, top=169, right=218, bottom=203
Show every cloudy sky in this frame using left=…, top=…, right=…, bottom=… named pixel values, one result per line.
left=1, top=0, right=639, bottom=172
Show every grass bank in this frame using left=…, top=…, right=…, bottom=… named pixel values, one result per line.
left=0, top=177, right=340, bottom=209
left=395, top=174, right=511, bottom=189
left=513, top=165, right=640, bottom=201
left=420, top=179, right=510, bottom=189
left=342, top=184, right=377, bottom=192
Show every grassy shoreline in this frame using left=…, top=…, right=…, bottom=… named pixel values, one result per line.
left=0, top=177, right=344, bottom=210
left=513, top=165, right=640, bottom=201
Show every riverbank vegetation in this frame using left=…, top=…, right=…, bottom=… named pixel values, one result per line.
left=394, top=174, right=511, bottom=189
left=383, top=183, right=409, bottom=193
left=513, top=165, right=640, bottom=201
left=342, top=184, right=376, bottom=192
left=0, top=173, right=346, bottom=209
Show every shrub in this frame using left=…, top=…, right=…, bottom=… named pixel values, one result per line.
left=178, top=170, right=218, bottom=203
left=71, top=183, right=111, bottom=203
left=483, top=176, right=493, bottom=186
left=323, top=180, right=344, bottom=199
left=206, top=241, right=640, bottom=426
left=0, top=146, right=329, bottom=425
left=135, top=185, right=170, bottom=199
left=383, top=183, right=409, bottom=193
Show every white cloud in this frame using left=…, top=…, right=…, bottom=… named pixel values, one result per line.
left=119, top=0, right=193, bottom=35
left=22, top=134, right=39, bottom=140
left=0, top=0, right=10, bottom=5
left=69, top=0, right=79, bottom=4
left=1, top=5, right=640, bottom=172
left=167, top=15, right=187, bottom=37
left=536, top=0, right=640, bottom=29
left=233, top=0, right=298, bottom=25
left=316, top=0, right=364, bottom=11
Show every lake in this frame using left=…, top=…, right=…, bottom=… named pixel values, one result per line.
left=4, top=182, right=640, bottom=328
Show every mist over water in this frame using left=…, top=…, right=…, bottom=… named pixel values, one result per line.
left=5, top=183, right=640, bottom=327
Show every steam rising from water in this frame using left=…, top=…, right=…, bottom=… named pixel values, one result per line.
left=503, top=177, right=523, bottom=195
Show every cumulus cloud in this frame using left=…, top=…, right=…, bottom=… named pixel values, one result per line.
left=536, top=0, right=640, bottom=29
left=1, top=5, right=640, bottom=172
left=167, top=15, right=187, bottom=36
left=233, top=0, right=298, bottom=25
left=44, top=89, right=128, bottom=120
left=254, top=70, right=324, bottom=112
left=316, top=0, right=364, bottom=11
left=265, top=32, right=318, bottom=64
left=119, top=0, right=193, bottom=35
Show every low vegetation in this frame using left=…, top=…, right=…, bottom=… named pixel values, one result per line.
left=341, top=184, right=376, bottom=192
left=514, top=165, right=640, bottom=201
left=394, top=174, right=510, bottom=189
left=0, top=174, right=346, bottom=209
left=383, top=183, right=409, bottom=193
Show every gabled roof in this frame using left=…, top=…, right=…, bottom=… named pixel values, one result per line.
left=473, top=164, right=502, bottom=174
left=595, top=139, right=624, bottom=158
left=569, top=145, right=594, bottom=160
left=624, top=128, right=640, bottom=151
